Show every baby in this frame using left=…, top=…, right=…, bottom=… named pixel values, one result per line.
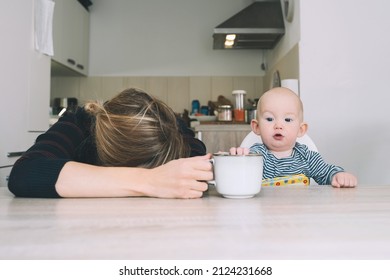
left=230, top=87, right=357, bottom=188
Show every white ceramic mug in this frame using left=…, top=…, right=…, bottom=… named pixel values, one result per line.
left=209, top=153, right=263, bottom=198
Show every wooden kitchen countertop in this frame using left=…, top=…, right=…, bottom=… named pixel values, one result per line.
left=1, top=185, right=390, bottom=260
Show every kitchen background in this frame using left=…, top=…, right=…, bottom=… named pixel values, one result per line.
left=1, top=0, right=390, bottom=186
left=51, top=0, right=300, bottom=114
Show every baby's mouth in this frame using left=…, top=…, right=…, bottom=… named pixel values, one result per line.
left=273, top=133, right=284, bottom=140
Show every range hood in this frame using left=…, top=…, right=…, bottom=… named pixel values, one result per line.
left=213, top=0, right=285, bottom=49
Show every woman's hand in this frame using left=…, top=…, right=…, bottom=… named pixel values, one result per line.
left=144, top=154, right=213, bottom=199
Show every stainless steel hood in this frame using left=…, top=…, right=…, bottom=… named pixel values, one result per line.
left=213, top=0, right=285, bottom=49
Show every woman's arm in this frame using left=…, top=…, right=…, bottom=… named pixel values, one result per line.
left=9, top=108, right=211, bottom=198
left=56, top=154, right=213, bottom=198
left=8, top=109, right=90, bottom=198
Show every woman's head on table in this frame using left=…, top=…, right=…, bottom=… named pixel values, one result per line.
left=85, top=88, right=190, bottom=168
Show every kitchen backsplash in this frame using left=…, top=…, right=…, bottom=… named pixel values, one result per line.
left=51, top=76, right=264, bottom=114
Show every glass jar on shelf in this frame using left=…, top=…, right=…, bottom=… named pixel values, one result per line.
left=217, top=105, right=232, bottom=122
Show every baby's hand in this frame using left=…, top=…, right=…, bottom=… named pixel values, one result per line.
left=229, top=147, right=250, bottom=155
left=331, top=172, right=357, bottom=188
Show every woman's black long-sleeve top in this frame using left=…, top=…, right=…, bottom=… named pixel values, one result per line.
left=8, top=107, right=206, bottom=198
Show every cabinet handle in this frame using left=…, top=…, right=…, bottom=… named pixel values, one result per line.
left=67, top=58, right=76, bottom=65
left=76, top=64, right=84, bottom=70
left=7, top=151, right=25, bottom=158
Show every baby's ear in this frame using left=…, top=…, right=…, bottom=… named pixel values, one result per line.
left=298, top=122, right=308, bottom=137
left=250, top=119, right=261, bottom=135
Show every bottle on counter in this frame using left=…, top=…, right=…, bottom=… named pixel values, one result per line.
left=200, top=105, right=209, bottom=115
left=232, top=90, right=246, bottom=122
left=245, top=104, right=257, bottom=123
left=245, top=98, right=258, bottom=123
left=191, top=100, right=200, bottom=115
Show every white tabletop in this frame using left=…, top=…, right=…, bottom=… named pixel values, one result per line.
left=0, top=185, right=389, bottom=260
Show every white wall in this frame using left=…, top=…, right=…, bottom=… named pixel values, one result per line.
left=266, top=0, right=300, bottom=70
left=299, top=0, right=390, bottom=185
left=88, top=0, right=264, bottom=76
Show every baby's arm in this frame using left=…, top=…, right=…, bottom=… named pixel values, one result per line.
left=331, top=172, right=357, bottom=188
left=229, top=147, right=250, bottom=155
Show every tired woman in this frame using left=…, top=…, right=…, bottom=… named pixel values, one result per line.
left=8, top=88, right=212, bottom=199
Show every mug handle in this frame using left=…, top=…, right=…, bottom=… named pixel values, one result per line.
left=207, top=158, right=216, bottom=186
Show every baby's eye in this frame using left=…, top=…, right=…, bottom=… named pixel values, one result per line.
left=265, top=117, right=274, bottom=122
left=285, top=118, right=293, bottom=122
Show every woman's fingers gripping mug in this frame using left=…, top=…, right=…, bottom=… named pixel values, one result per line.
left=208, top=153, right=263, bottom=198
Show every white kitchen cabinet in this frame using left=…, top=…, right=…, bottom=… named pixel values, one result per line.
left=0, top=0, right=51, bottom=180
left=52, top=0, right=89, bottom=76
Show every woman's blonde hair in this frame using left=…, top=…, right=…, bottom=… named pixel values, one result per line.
left=84, top=88, right=189, bottom=168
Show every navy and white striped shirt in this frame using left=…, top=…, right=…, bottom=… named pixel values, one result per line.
left=250, top=142, right=344, bottom=185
